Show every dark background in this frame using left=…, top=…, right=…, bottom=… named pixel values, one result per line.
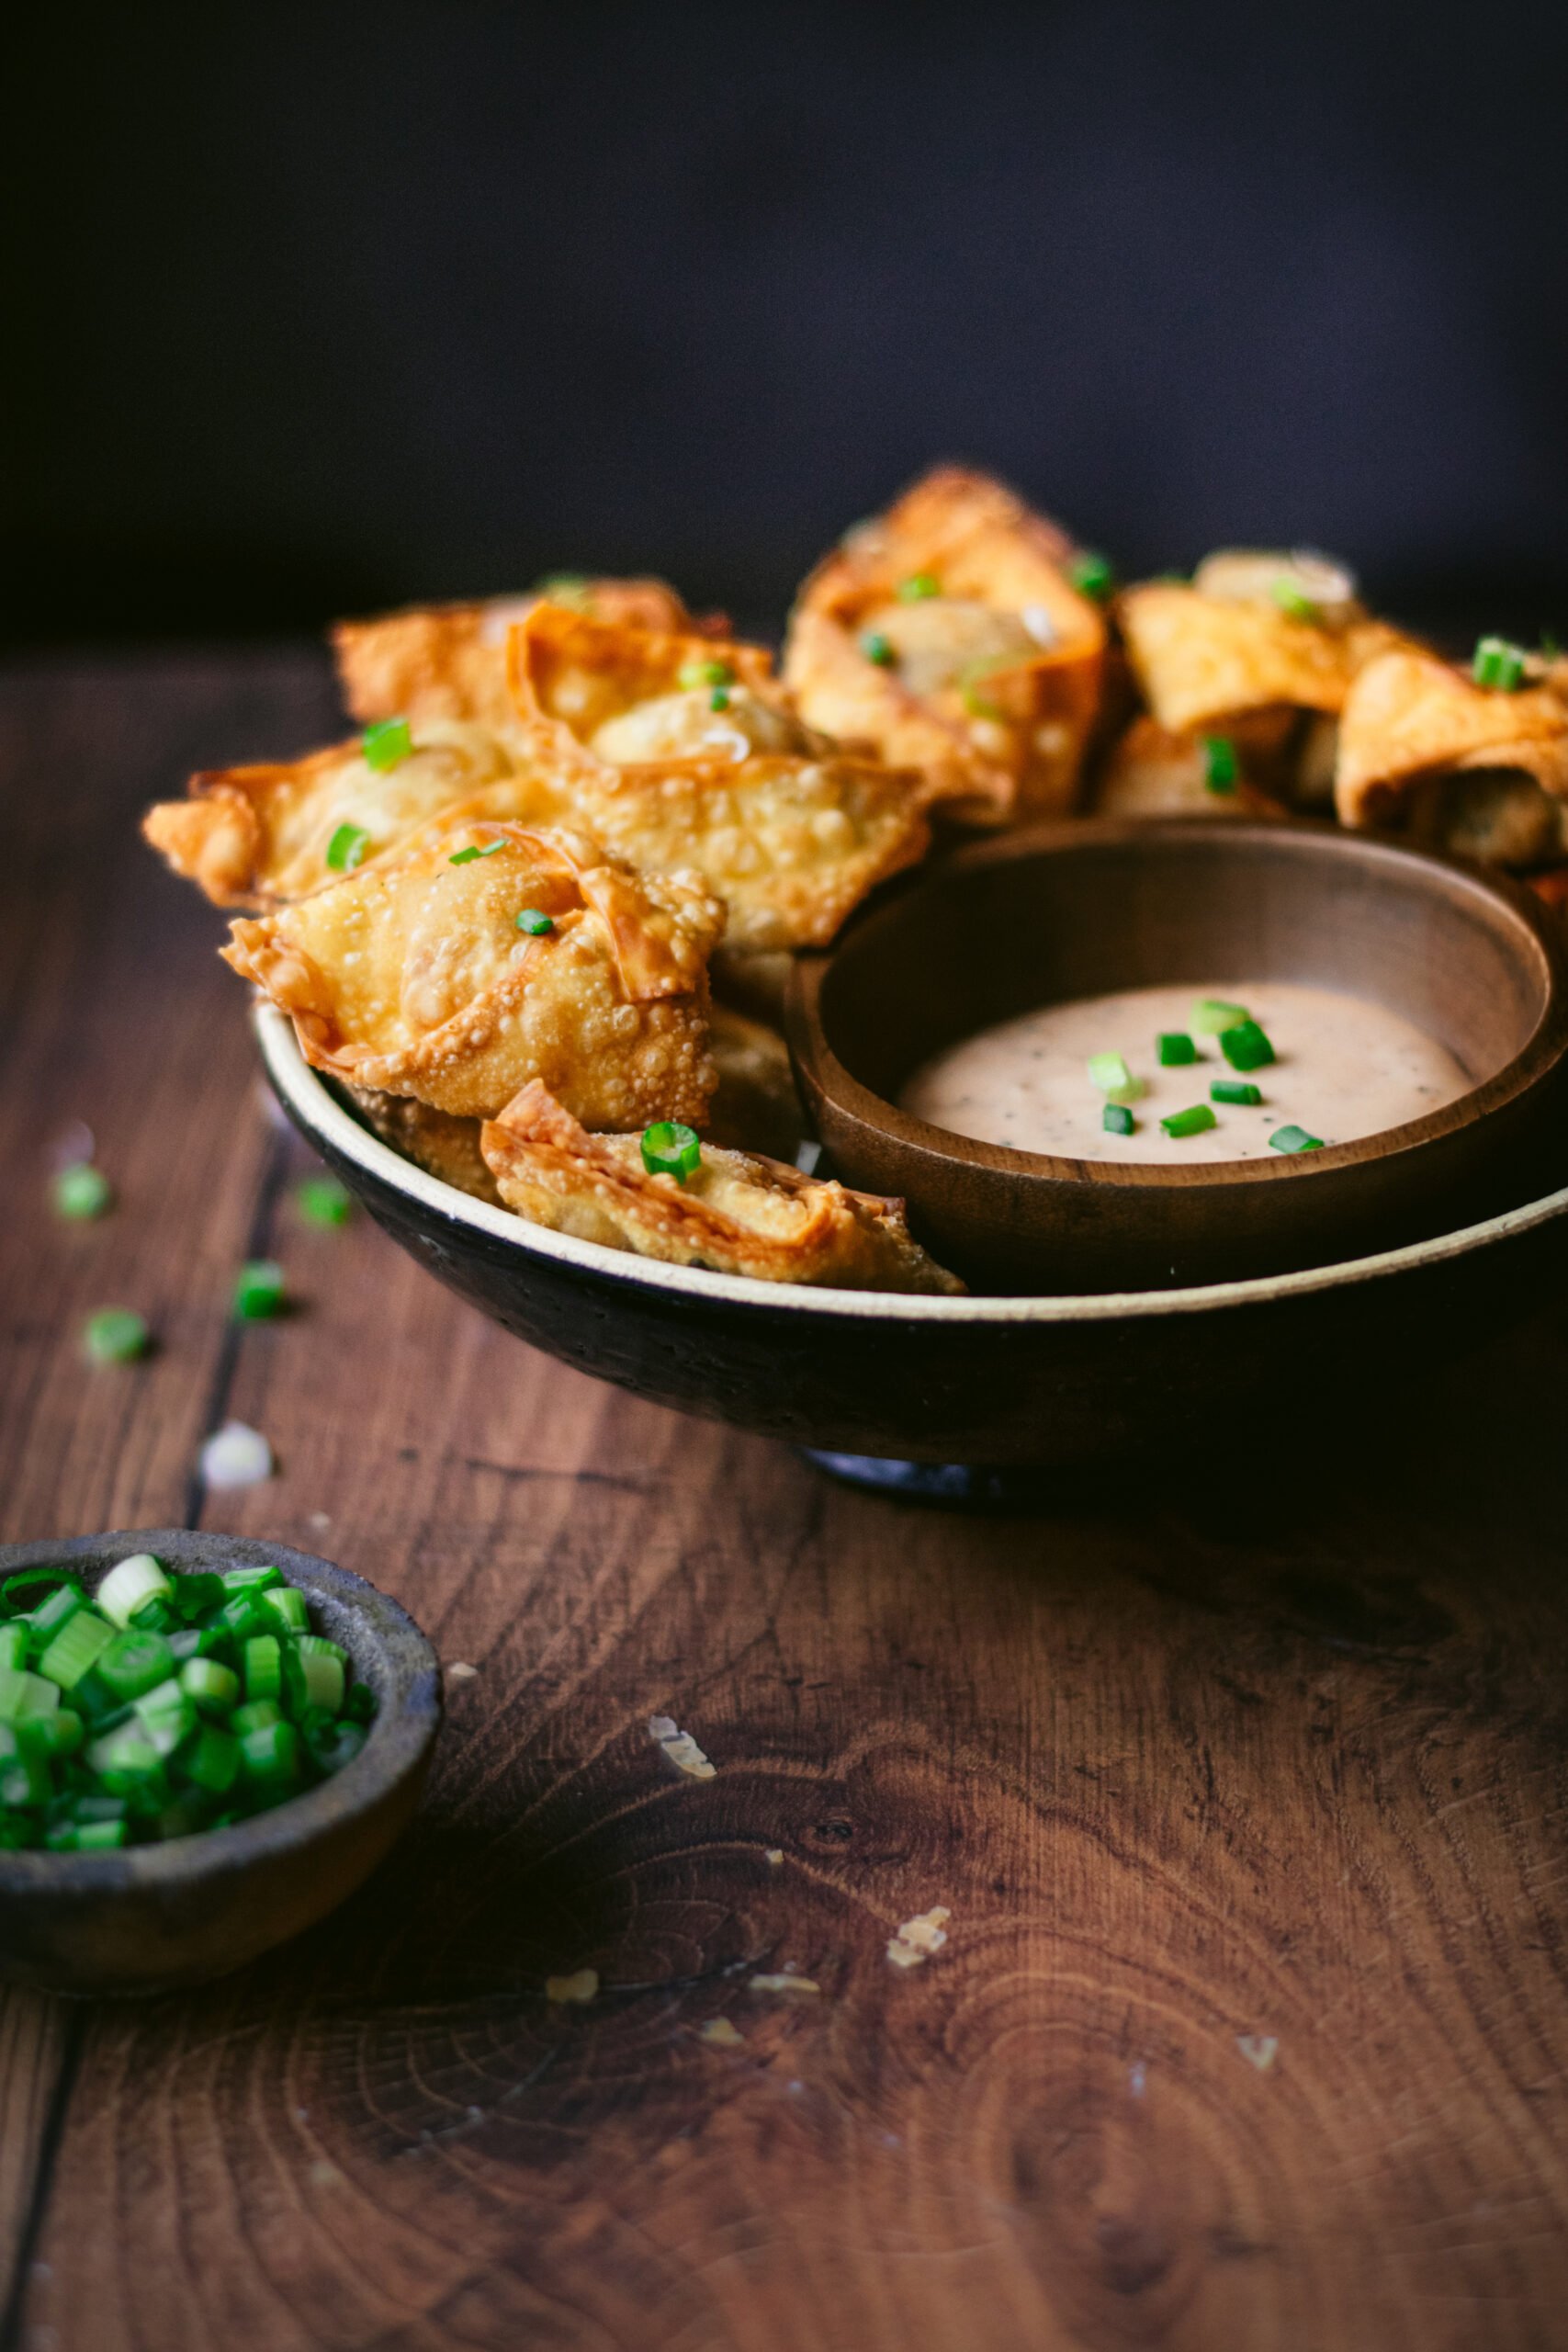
left=6, top=0, right=1567, bottom=652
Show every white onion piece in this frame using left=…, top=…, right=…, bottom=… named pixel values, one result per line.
left=200, top=1420, right=275, bottom=1489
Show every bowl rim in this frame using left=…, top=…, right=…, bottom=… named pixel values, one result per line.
left=788, top=816, right=1568, bottom=1192
left=0, top=1530, right=440, bottom=1893
left=257, top=1002, right=1568, bottom=1323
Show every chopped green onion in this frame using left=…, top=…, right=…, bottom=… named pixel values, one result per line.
left=1201, top=734, right=1238, bottom=795
left=182, top=1724, right=241, bottom=1796
left=52, top=1163, right=112, bottom=1219
left=1219, top=1020, right=1276, bottom=1070
left=515, top=907, right=554, bottom=935
left=1102, top=1103, right=1136, bottom=1136
left=233, top=1260, right=286, bottom=1320
left=678, top=658, right=732, bottom=690
left=26, top=1581, right=86, bottom=1645
left=244, top=1635, right=283, bottom=1705
left=1161, top=1103, right=1218, bottom=1139
left=641, top=1122, right=701, bottom=1182
left=448, top=840, right=505, bottom=865
left=220, top=1564, right=283, bottom=1593
left=240, top=1720, right=303, bottom=1790
left=261, top=1586, right=310, bottom=1635
left=1157, top=1033, right=1198, bottom=1066
left=1269, top=1124, right=1324, bottom=1153
left=38, top=1609, right=115, bottom=1693
left=299, top=1650, right=345, bottom=1714
left=325, top=822, right=371, bottom=873
left=897, top=573, right=940, bottom=601
left=83, top=1308, right=149, bottom=1365
left=1087, top=1052, right=1144, bottom=1106
left=362, top=717, right=413, bottom=771
left=1068, top=550, right=1116, bottom=602
left=171, top=1573, right=226, bottom=1622
left=180, top=1657, right=240, bottom=1714
left=0, top=1625, right=27, bottom=1674
left=230, top=1699, right=283, bottom=1739
left=1211, top=1080, right=1263, bottom=1106
left=1192, top=997, right=1249, bottom=1035
left=1272, top=580, right=1319, bottom=622
left=133, top=1681, right=197, bottom=1757
left=96, top=1629, right=175, bottom=1703
left=861, top=630, right=895, bottom=666
left=295, top=1174, right=353, bottom=1227
left=0, top=1669, right=61, bottom=1723
left=97, top=1555, right=173, bottom=1629
left=709, top=685, right=732, bottom=711
left=1472, top=636, right=1527, bottom=692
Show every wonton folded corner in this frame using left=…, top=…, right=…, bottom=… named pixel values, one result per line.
left=222, top=822, right=725, bottom=1130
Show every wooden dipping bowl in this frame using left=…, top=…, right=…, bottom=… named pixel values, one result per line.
left=785, top=819, right=1568, bottom=1292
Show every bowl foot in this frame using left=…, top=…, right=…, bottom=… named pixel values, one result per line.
left=802, top=1451, right=1057, bottom=1511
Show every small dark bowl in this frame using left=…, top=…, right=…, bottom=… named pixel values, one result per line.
left=255, top=1005, right=1568, bottom=1474
left=0, top=1532, right=441, bottom=1996
left=786, top=819, right=1568, bottom=1291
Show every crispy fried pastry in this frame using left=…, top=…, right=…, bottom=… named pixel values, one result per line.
left=143, top=720, right=564, bottom=908
left=223, top=822, right=724, bottom=1125
left=332, top=578, right=706, bottom=734
left=1118, top=552, right=1412, bottom=806
left=1336, top=649, right=1568, bottom=869
left=507, top=605, right=930, bottom=949
left=705, top=1002, right=808, bottom=1160
left=344, top=1085, right=502, bottom=1204
left=1089, top=716, right=1287, bottom=821
left=480, top=1081, right=963, bottom=1293
left=782, top=466, right=1107, bottom=823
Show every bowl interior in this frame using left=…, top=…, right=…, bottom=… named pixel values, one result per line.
left=813, top=819, right=1554, bottom=1152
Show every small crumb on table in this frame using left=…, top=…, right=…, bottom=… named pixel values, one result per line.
left=750, top=1973, right=820, bottom=1996
left=886, top=1905, right=952, bottom=1969
left=648, top=1714, right=716, bottom=1779
left=700, top=2018, right=745, bottom=2048
left=546, top=1968, right=599, bottom=2006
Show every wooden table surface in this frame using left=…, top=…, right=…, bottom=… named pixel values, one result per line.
left=4, top=652, right=1568, bottom=2352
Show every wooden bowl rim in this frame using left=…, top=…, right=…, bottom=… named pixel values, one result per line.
left=0, top=1531, right=440, bottom=1893
left=257, top=1003, right=1568, bottom=1323
left=786, top=817, right=1568, bottom=1193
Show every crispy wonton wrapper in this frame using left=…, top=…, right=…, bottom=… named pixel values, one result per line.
left=332, top=578, right=710, bottom=734
left=344, top=1086, right=502, bottom=1205
left=480, top=1081, right=963, bottom=1294
left=507, top=605, right=930, bottom=950
left=224, top=822, right=724, bottom=1126
left=1117, top=553, right=1412, bottom=806
left=1089, top=716, right=1287, bottom=822
left=705, top=1002, right=808, bottom=1160
left=143, top=720, right=565, bottom=908
left=782, top=466, right=1107, bottom=824
left=1336, top=650, right=1568, bottom=865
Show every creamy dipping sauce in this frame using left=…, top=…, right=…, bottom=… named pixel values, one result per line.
left=900, top=980, right=1472, bottom=1163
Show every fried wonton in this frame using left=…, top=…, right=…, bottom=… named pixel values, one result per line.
left=1089, top=716, right=1287, bottom=822
left=332, top=577, right=709, bottom=735
left=223, top=822, right=724, bottom=1126
left=705, top=1002, right=808, bottom=1161
left=1336, top=649, right=1568, bottom=868
left=1118, top=552, right=1413, bottom=808
left=143, top=719, right=565, bottom=908
left=506, top=605, right=930, bottom=950
left=782, top=466, right=1108, bottom=824
left=480, top=1081, right=963, bottom=1294
left=344, top=1085, right=502, bottom=1205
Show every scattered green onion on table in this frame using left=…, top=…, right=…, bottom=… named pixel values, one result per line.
left=0, top=1555, right=376, bottom=1851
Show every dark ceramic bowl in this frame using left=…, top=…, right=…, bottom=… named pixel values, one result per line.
left=0, top=1531, right=440, bottom=1996
left=786, top=820, right=1568, bottom=1291
left=256, top=1004, right=1568, bottom=1474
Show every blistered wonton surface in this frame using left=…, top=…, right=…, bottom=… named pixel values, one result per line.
left=333, top=577, right=705, bottom=734
left=143, top=720, right=562, bottom=907
left=782, top=466, right=1107, bottom=823
left=508, top=605, right=931, bottom=949
left=1089, top=716, right=1287, bottom=823
left=223, top=822, right=723, bottom=1126
left=480, top=1081, right=963, bottom=1294
left=1337, top=650, right=1568, bottom=824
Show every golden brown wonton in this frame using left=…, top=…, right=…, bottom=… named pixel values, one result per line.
left=1118, top=552, right=1412, bottom=807
left=1089, top=716, right=1287, bottom=822
left=782, top=466, right=1107, bottom=824
left=507, top=605, right=930, bottom=950
left=705, top=1002, right=808, bottom=1160
left=223, top=821, right=724, bottom=1126
left=332, top=578, right=708, bottom=735
left=143, top=720, right=563, bottom=908
left=344, top=1086, right=502, bottom=1205
left=1336, top=649, right=1568, bottom=868
left=480, top=1081, right=963, bottom=1294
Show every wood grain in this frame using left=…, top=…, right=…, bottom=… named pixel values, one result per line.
left=4, top=655, right=1568, bottom=2351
